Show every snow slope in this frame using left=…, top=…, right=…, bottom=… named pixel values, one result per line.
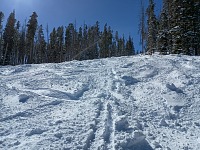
left=0, top=54, right=200, bottom=150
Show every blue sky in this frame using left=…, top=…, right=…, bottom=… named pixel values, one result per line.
left=0, top=0, right=162, bottom=51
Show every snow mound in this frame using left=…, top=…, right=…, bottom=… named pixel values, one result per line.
left=166, top=83, right=183, bottom=93
left=18, top=94, right=30, bottom=103
left=26, top=128, right=47, bottom=136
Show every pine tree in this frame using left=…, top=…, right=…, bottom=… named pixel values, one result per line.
left=167, top=0, right=200, bottom=55
left=75, top=26, right=83, bottom=60
left=157, top=0, right=170, bottom=54
left=93, top=21, right=101, bottom=59
left=111, top=31, right=118, bottom=57
left=0, top=12, right=3, bottom=33
left=0, top=10, right=138, bottom=65
left=100, top=24, right=113, bottom=58
left=78, top=22, right=100, bottom=60
left=12, top=21, right=21, bottom=65
left=107, top=26, right=113, bottom=57
left=35, top=25, right=46, bottom=63
left=57, top=26, right=64, bottom=62
left=196, top=1, right=200, bottom=55
left=18, top=24, right=26, bottom=64
left=181, top=0, right=200, bottom=55
left=65, top=23, right=76, bottom=61
left=169, top=0, right=185, bottom=54
left=0, top=11, right=4, bottom=65
left=118, top=36, right=126, bottom=56
left=100, top=24, right=108, bottom=58
left=115, top=31, right=120, bottom=56
left=87, top=26, right=95, bottom=59
left=2, top=11, right=16, bottom=65
left=26, top=12, right=38, bottom=63
left=126, top=36, right=135, bottom=56
left=49, top=27, right=57, bottom=62
left=139, top=0, right=146, bottom=54
left=146, top=0, right=157, bottom=54
left=81, top=24, right=88, bottom=60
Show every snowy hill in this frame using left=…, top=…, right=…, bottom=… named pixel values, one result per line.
left=0, top=54, right=200, bottom=150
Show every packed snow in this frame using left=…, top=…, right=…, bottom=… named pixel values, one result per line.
left=0, top=54, right=200, bottom=150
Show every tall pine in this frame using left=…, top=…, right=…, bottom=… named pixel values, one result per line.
left=146, top=0, right=157, bottom=54
left=26, top=12, right=38, bottom=63
left=2, top=11, right=16, bottom=65
left=157, top=0, right=170, bottom=54
left=0, top=12, right=4, bottom=65
left=139, top=0, right=146, bottom=54
left=49, top=27, right=57, bottom=62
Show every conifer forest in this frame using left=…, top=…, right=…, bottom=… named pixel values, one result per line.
left=0, top=0, right=200, bottom=66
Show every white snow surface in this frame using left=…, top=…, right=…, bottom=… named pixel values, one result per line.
left=0, top=54, right=200, bottom=150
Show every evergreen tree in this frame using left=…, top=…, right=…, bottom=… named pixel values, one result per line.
left=35, top=25, right=46, bottom=63
left=12, top=21, right=21, bottom=65
left=18, top=24, right=26, bottom=64
left=0, top=12, right=3, bottom=34
left=57, top=26, right=64, bottom=62
left=181, top=0, right=200, bottom=55
left=138, top=0, right=146, bottom=54
left=0, top=11, right=4, bottom=65
left=2, top=11, right=16, bottom=65
left=93, top=21, right=101, bottom=59
left=107, top=26, right=113, bottom=57
left=0, top=10, right=136, bottom=65
left=87, top=26, right=95, bottom=59
left=100, top=24, right=108, bottom=58
left=81, top=24, right=88, bottom=60
left=26, top=12, right=38, bottom=63
left=65, top=23, right=76, bottom=61
left=49, top=27, right=57, bottom=62
left=146, top=0, right=157, bottom=54
left=111, top=31, right=118, bottom=57
left=170, top=0, right=184, bottom=54
left=126, top=36, right=135, bottom=56
left=157, top=0, right=170, bottom=54
left=100, top=24, right=112, bottom=58
left=196, top=1, right=200, bottom=55
left=115, top=31, right=120, bottom=56
left=118, top=36, right=126, bottom=56
left=167, top=0, right=200, bottom=55
left=75, top=26, right=83, bottom=60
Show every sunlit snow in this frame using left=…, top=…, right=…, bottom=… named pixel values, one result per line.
left=0, top=54, right=200, bottom=150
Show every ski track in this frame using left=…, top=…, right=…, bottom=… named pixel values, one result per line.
left=0, top=54, right=200, bottom=150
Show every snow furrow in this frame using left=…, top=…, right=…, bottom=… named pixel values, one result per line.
left=102, top=103, right=113, bottom=147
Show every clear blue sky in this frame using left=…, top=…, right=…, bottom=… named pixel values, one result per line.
left=0, top=0, right=162, bottom=51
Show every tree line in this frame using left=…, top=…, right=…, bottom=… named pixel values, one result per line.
left=0, top=11, right=135, bottom=66
left=140, top=0, right=200, bottom=55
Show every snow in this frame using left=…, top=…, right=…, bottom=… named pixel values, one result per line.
left=0, top=54, right=200, bottom=150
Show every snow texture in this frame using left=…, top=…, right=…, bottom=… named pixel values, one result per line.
left=0, top=54, right=200, bottom=150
